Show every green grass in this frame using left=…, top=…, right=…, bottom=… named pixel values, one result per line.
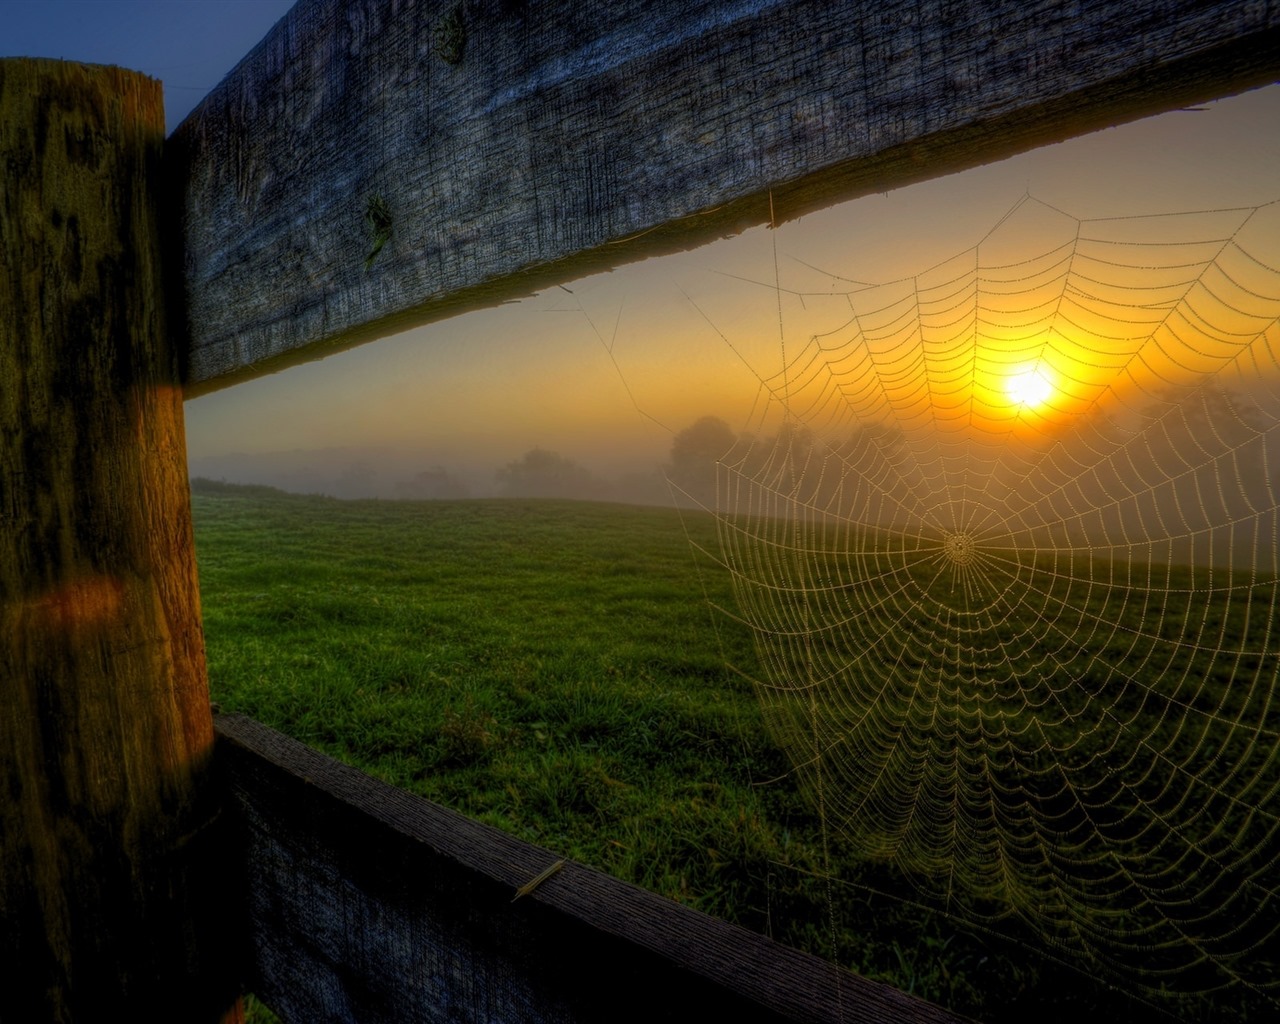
left=192, top=481, right=1260, bottom=1022
left=195, top=485, right=796, bottom=903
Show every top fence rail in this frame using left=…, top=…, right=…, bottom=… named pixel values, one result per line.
left=168, top=0, right=1280, bottom=395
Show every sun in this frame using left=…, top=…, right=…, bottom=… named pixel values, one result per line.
left=1006, top=366, right=1055, bottom=409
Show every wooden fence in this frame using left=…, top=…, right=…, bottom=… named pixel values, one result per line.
left=2, top=1, right=1278, bottom=1020
left=217, top=713, right=963, bottom=1023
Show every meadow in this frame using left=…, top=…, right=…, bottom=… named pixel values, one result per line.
left=191, top=480, right=1257, bottom=1022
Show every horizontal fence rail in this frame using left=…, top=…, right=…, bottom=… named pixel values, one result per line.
left=214, top=714, right=969, bottom=1023
left=171, top=0, right=1280, bottom=394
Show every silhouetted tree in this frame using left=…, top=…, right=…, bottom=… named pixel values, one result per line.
left=1134, top=385, right=1272, bottom=566
left=1033, top=403, right=1130, bottom=550
left=666, top=416, right=738, bottom=508
left=396, top=466, right=471, bottom=500
left=817, top=423, right=911, bottom=526
left=1044, top=385, right=1272, bottom=565
left=331, top=460, right=376, bottom=498
left=732, top=421, right=818, bottom=508
left=497, top=448, right=611, bottom=499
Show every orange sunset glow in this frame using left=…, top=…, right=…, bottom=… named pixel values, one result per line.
left=1005, top=366, right=1055, bottom=410
left=183, top=87, right=1279, bottom=511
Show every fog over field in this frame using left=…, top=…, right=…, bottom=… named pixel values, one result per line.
left=188, top=443, right=677, bottom=505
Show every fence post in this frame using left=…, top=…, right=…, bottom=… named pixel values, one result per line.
left=0, top=60, right=239, bottom=1021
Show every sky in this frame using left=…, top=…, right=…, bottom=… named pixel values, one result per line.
left=5, top=1, right=1279, bottom=499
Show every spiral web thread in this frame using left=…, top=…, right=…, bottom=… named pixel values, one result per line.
left=697, top=195, right=1280, bottom=1008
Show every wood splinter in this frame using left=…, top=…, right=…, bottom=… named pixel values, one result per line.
left=511, top=859, right=565, bottom=902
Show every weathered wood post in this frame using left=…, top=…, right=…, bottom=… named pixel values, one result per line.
left=0, top=60, right=239, bottom=1021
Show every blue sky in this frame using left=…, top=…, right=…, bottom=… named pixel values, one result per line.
left=2, top=0, right=294, bottom=132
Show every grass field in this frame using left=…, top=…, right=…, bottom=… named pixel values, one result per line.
left=191, top=480, right=1261, bottom=1022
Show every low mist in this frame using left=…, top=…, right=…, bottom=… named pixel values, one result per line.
left=187, top=444, right=676, bottom=506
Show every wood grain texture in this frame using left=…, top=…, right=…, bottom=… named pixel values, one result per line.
left=215, top=713, right=971, bottom=1024
left=170, top=0, right=1280, bottom=394
left=0, top=59, right=239, bottom=1023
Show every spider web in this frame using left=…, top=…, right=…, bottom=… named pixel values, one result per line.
left=689, top=195, right=1280, bottom=1010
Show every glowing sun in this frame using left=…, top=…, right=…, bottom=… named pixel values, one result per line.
left=1006, top=367, right=1055, bottom=409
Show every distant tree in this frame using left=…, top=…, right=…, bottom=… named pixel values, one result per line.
left=1049, top=385, right=1271, bottom=564
left=396, top=466, right=471, bottom=500
left=666, top=416, right=739, bottom=508
left=1139, top=385, right=1267, bottom=484
left=819, top=423, right=910, bottom=525
left=1134, top=385, right=1271, bottom=565
left=759, top=421, right=817, bottom=498
left=497, top=448, right=610, bottom=499
left=332, top=460, right=376, bottom=498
